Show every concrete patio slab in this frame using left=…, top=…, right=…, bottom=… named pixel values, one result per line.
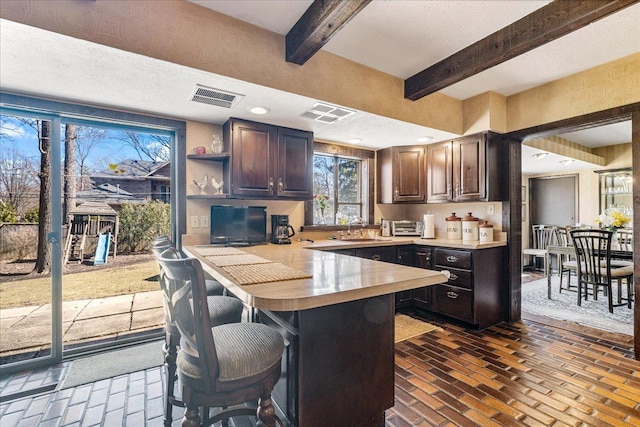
left=1, top=323, right=52, bottom=351
left=75, top=294, right=133, bottom=320
left=1, top=291, right=164, bottom=360
left=131, top=290, right=163, bottom=311
left=130, top=307, right=164, bottom=331
left=64, top=312, right=131, bottom=342
left=0, top=305, right=39, bottom=319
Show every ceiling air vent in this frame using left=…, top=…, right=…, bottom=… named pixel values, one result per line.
left=299, top=102, right=356, bottom=124
left=190, top=85, right=244, bottom=109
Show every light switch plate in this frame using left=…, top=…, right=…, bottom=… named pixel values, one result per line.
left=200, top=216, right=209, bottom=228
left=190, top=216, right=199, bottom=228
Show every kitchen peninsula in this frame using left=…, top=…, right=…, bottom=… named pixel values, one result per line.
left=184, top=242, right=449, bottom=427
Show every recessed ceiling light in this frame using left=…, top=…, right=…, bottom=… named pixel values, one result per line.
left=559, top=159, right=575, bottom=165
left=348, top=138, right=362, bottom=144
left=248, top=105, right=271, bottom=115
left=417, top=136, right=433, bottom=143
left=532, top=152, right=550, bottom=159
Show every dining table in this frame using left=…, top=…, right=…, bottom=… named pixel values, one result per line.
left=545, top=245, right=633, bottom=299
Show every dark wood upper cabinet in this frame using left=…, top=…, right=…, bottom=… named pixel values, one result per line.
left=226, top=118, right=313, bottom=200
left=377, top=146, right=426, bottom=203
left=427, top=132, right=504, bottom=203
left=276, top=127, right=314, bottom=199
left=425, top=141, right=452, bottom=203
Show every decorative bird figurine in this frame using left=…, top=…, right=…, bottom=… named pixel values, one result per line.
left=193, top=174, right=209, bottom=194
left=211, top=177, right=224, bottom=195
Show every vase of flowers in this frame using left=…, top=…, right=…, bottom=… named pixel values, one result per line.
left=314, top=194, right=330, bottom=225
left=595, top=208, right=631, bottom=248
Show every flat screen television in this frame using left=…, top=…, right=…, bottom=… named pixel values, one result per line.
left=210, top=205, right=267, bottom=246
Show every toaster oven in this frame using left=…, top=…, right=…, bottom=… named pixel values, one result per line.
left=391, top=220, right=422, bottom=236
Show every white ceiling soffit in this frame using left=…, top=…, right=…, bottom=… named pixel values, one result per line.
left=558, top=122, right=632, bottom=148
left=521, top=144, right=603, bottom=176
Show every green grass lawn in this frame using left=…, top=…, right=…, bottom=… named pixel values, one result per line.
left=0, top=260, right=160, bottom=309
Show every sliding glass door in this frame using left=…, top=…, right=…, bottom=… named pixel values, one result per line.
left=0, top=109, right=63, bottom=376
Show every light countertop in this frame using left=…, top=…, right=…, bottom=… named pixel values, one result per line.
left=183, top=243, right=449, bottom=311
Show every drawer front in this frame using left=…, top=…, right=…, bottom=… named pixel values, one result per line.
left=437, top=267, right=472, bottom=289
left=433, top=285, right=473, bottom=323
left=414, top=246, right=433, bottom=269
left=354, top=246, right=396, bottom=263
left=435, top=248, right=472, bottom=270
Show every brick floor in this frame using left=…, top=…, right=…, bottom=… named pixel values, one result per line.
left=1, top=314, right=639, bottom=426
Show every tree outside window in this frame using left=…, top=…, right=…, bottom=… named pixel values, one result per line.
left=313, top=154, right=362, bottom=225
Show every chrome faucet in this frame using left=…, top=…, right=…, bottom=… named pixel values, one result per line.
left=347, top=216, right=366, bottom=237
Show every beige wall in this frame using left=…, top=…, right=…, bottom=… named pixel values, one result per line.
left=507, top=53, right=640, bottom=132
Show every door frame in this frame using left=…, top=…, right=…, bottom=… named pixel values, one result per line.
left=506, top=101, right=640, bottom=359
left=0, top=92, right=187, bottom=375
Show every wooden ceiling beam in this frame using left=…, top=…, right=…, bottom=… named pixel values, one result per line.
left=286, top=0, right=371, bottom=65
left=405, top=0, right=639, bottom=101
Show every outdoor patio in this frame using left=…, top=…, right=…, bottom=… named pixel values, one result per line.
left=0, top=290, right=164, bottom=363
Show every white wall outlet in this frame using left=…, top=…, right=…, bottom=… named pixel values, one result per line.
left=190, top=216, right=199, bottom=228
left=200, top=216, right=209, bottom=228
left=487, top=204, right=495, bottom=215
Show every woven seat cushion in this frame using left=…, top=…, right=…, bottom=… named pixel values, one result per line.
left=522, top=249, right=546, bottom=256
left=204, top=296, right=244, bottom=326
left=165, top=295, right=242, bottom=333
left=178, top=323, right=284, bottom=384
left=205, top=279, right=225, bottom=296
left=577, top=265, right=633, bottom=278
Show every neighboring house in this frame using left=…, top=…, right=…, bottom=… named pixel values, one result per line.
left=76, top=183, right=146, bottom=210
left=89, top=160, right=170, bottom=204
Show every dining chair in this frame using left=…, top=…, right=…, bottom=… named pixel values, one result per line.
left=554, top=226, right=578, bottom=293
left=157, top=252, right=284, bottom=427
left=151, top=242, right=245, bottom=427
left=570, top=229, right=633, bottom=313
left=522, top=224, right=555, bottom=273
left=616, top=229, right=633, bottom=251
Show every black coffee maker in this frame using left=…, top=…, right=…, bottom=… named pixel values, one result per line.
left=271, top=214, right=295, bottom=244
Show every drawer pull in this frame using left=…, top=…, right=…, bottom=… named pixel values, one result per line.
left=447, top=291, right=459, bottom=299
left=449, top=273, right=459, bottom=281
left=446, top=255, right=459, bottom=263
left=372, top=254, right=381, bottom=261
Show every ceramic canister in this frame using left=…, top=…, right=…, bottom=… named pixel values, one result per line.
left=446, top=213, right=462, bottom=240
left=462, top=212, right=479, bottom=242
left=479, top=221, right=494, bottom=242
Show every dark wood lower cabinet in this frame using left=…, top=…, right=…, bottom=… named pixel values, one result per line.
left=432, top=247, right=503, bottom=329
left=325, top=244, right=504, bottom=329
left=258, top=295, right=395, bottom=427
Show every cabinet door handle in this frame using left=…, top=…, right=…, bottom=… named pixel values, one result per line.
left=449, top=273, right=458, bottom=281
left=269, top=177, right=274, bottom=194
left=447, top=291, right=459, bottom=299
left=446, top=255, right=458, bottom=263
left=394, top=187, right=399, bottom=198
left=278, top=178, right=283, bottom=192
left=372, top=254, right=381, bottom=261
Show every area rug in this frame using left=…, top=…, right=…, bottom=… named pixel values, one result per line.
left=395, top=314, right=443, bottom=342
left=60, top=340, right=164, bottom=389
left=521, top=276, right=633, bottom=336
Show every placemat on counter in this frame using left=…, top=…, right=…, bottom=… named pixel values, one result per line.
left=220, top=263, right=312, bottom=285
left=194, top=246, right=246, bottom=256
left=205, top=253, right=271, bottom=267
